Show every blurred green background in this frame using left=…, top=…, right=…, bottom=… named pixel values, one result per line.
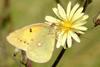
left=0, top=0, right=100, bottom=67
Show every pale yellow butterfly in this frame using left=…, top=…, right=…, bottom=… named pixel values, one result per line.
left=6, top=23, right=56, bottom=63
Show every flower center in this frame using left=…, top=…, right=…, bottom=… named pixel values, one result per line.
left=59, top=20, right=72, bottom=32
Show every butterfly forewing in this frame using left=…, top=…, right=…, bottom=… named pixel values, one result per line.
left=6, top=23, right=56, bottom=63
left=6, top=25, right=33, bottom=51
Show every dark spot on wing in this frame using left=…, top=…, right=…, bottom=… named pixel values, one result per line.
left=24, top=41, right=26, bottom=43
left=29, top=28, right=32, bottom=32
left=31, top=39, right=34, bottom=41
left=18, top=38, right=31, bottom=45
left=19, top=40, right=22, bottom=42
left=23, top=41, right=29, bottom=45
left=18, top=38, right=29, bottom=45
left=27, top=43, right=29, bottom=45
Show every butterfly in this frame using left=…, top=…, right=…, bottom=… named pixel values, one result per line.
left=6, top=23, right=56, bottom=63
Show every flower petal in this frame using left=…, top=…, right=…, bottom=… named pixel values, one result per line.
left=69, top=3, right=79, bottom=19
left=67, top=32, right=72, bottom=48
left=75, top=30, right=85, bottom=34
left=73, top=26, right=88, bottom=31
left=73, top=13, right=84, bottom=22
left=81, top=15, right=89, bottom=21
left=74, top=7, right=83, bottom=16
left=75, top=15, right=89, bottom=23
left=72, top=7, right=84, bottom=21
left=66, top=2, right=71, bottom=18
left=61, top=33, right=67, bottom=47
left=72, top=21, right=87, bottom=27
left=70, top=31, right=80, bottom=42
left=52, top=8, right=62, bottom=19
left=57, top=4, right=66, bottom=19
left=45, top=16, right=60, bottom=23
left=56, top=32, right=64, bottom=48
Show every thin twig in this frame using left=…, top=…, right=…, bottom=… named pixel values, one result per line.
left=82, top=0, right=92, bottom=12
left=26, top=59, right=32, bottom=67
left=55, top=0, right=60, bottom=3
left=0, top=0, right=10, bottom=29
left=12, top=55, right=22, bottom=67
left=21, top=50, right=32, bottom=67
left=52, top=48, right=65, bottom=67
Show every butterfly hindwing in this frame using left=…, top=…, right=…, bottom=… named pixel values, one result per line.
left=26, top=24, right=55, bottom=63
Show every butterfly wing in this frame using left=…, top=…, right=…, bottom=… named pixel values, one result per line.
left=7, top=23, right=56, bottom=63
left=26, top=23, right=56, bottom=63
left=7, top=24, right=34, bottom=51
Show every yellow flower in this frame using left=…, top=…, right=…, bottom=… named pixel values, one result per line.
left=45, top=2, right=89, bottom=48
